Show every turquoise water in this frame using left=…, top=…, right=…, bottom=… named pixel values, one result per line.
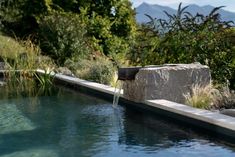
left=0, top=86, right=235, bottom=157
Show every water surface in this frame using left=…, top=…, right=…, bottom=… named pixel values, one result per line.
left=0, top=86, right=234, bottom=157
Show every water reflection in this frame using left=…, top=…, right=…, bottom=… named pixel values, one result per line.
left=118, top=108, right=235, bottom=156
left=0, top=86, right=234, bottom=157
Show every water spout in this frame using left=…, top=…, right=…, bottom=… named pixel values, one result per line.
left=112, top=80, right=123, bottom=108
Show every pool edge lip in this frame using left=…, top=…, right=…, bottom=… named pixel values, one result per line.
left=145, top=99, right=235, bottom=132
left=31, top=70, right=235, bottom=140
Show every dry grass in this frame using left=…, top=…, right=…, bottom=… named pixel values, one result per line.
left=185, top=83, right=235, bottom=109
left=214, top=85, right=235, bottom=109
left=0, top=34, right=26, bottom=59
left=0, top=34, right=56, bottom=94
left=184, top=84, right=215, bottom=109
left=0, top=34, right=55, bottom=70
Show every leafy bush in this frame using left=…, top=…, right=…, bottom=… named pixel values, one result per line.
left=105, top=35, right=131, bottom=67
left=129, top=3, right=235, bottom=88
left=0, top=0, right=51, bottom=37
left=65, top=57, right=116, bottom=85
left=1, top=0, right=137, bottom=71
left=78, top=2, right=136, bottom=62
left=38, top=11, right=92, bottom=65
left=0, top=34, right=26, bottom=60
left=129, top=24, right=160, bottom=66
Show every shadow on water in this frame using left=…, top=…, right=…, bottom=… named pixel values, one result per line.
left=118, top=106, right=235, bottom=151
left=0, top=85, right=235, bottom=157
left=0, top=128, right=59, bottom=156
left=0, top=86, right=113, bottom=157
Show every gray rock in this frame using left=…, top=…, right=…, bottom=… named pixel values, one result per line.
left=0, top=81, right=6, bottom=86
left=0, top=62, right=5, bottom=70
left=220, top=109, right=235, bottom=117
left=122, top=63, right=211, bottom=103
left=56, top=67, right=74, bottom=77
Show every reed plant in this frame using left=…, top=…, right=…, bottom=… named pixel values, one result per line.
left=184, top=83, right=235, bottom=109
left=0, top=35, right=55, bottom=95
left=184, top=84, right=215, bottom=109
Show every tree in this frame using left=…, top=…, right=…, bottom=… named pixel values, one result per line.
left=52, top=0, right=137, bottom=55
left=0, top=0, right=52, bottom=36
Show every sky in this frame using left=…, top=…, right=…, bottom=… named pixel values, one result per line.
left=130, top=0, right=235, bottom=12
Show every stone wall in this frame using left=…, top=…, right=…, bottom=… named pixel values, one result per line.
left=122, top=63, right=211, bottom=103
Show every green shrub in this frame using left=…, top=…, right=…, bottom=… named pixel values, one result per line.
left=0, top=0, right=52, bottom=37
left=129, top=24, right=160, bottom=66
left=0, top=34, right=26, bottom=60
left=105, top=35, right=131, bottom=67
left=79, top=3, right=137, bottom=58
left=129, top=3, right=235, bottom=88
left=38, top=11, right=92, bottom=65
left=65, top=57, right=115, bottom=85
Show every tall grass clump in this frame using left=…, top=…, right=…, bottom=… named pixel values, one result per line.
left=0, top=34, right=26, bottom=60
left=185, top=83, right=235, bottom=109
left=0, top=34, right=55, bottom=95
left=184, top=84, right=215, bottom=109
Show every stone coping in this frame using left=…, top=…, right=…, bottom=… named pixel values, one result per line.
left=146, top=99, right=235, bottom=132
left=0, top=69, right=231, bottom=140
left=143, top=63, right=209, bottom=70
left=36, top=69, right=123, bottom=96
left=43, top=69, right=235, bottom=133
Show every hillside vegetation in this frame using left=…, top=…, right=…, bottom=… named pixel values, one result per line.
left=0, top=1, right=234, bottom=90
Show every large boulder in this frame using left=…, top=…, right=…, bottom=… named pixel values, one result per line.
left=220, top=109, right=235, bottom=117
left=56, top=67, right=74, bottom=77
left=122, top=63, right=211, bottom=103
left=0, top=62, right=5, bottom=70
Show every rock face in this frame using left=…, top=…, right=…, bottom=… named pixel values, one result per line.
left=0, top=62, right=5, bottom=70
left=122, top=63, right=211, bottom=103
left=56, top=67, right=74, bottom=77
left=220, top=109, right=235, bottom=117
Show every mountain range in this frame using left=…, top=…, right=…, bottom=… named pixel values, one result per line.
left=136, top=2, right=235, bottom=23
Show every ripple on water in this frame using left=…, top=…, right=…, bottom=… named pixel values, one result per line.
left=0, top=148, right=58, bottom=157
left=0, top=103, right=36, bottom=134
left=81, top=104, right=117, bottom=116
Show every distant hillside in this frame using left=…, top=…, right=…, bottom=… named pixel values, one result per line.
left=136, top=2, right=235, bottom=23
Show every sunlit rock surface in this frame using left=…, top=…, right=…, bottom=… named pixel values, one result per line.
left=123, top=63, right=211, bottom=103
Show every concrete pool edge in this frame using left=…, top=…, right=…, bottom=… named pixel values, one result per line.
left=45, top=71, right=235, bottom=139
left=2, top=69, right=234, bottom=140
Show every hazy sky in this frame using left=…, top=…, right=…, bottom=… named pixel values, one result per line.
left=131, top=0, right=235, bottom=12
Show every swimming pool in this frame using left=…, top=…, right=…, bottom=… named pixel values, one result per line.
left=0, top=86, right=234, bottom=157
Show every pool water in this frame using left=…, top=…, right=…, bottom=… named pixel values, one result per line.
left=0, top=86, right=235, bottom=157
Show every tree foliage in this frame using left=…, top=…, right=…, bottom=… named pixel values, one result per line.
left=38, top=12, right=92, bottom=65
left=0, top=0, right=137, bottom=65
left=129, top=3, right=235, bottom=88
left=0, top=0, right=52, bottom=36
